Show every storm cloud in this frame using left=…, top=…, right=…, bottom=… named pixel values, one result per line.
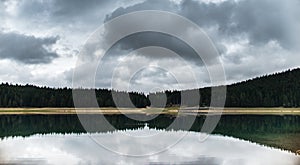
left=105, top=0, right=300, bottom=50
left=0, top=31, right=59, bottom=64
left=103, top=32, right=204, bottom=65
left=92, top=0, right=300, bottom=90
left=0, top=0, right=300, bottom=91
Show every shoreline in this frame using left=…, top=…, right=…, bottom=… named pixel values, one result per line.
left=1, top=107, right=300, bottom=115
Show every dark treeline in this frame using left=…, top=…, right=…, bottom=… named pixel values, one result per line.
left=152, top=68, right=300, bottom=107
left=0, top=85, right=149, bottom=108
left=0, top=68, right=299, bottom=108
left=225, top=68, right=300, bottom=107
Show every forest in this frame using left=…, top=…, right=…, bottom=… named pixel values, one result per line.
left=0, top=68, right=299, bottom=108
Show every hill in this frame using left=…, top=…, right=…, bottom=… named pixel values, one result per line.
left=0, top=68, right=299, bottom=108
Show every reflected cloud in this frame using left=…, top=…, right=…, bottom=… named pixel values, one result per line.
left=0, top=128, right=299, bottom=165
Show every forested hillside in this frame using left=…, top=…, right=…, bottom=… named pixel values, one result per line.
left=225, top=68, right=300, bottom=107
left=0, top=68, right=299, bottom=108
left=0, top=85, right=149, bottom=108
left=150, top=68, right=300, bottom=107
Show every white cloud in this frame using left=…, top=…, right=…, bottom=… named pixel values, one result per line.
left=0, top=0, right=300, bottom=91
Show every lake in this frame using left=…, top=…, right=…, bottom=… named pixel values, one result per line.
left=0, top=114, right=300, bottom=164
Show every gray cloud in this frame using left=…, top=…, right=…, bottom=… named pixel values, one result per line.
left=105, top=0, right=300, bottom=51
left=180, top=0, right=235, bottom=28
left=96, top=0, right=300, bottom=90
left=14, top=0, right=109, bottom=20
left=1, top=0, right=300, bottom=90
left=104, top=0, right=178, bottom=21
left=7, top=0, right=140, bottom=26
left=183, top=0, right=300, bottom=49
left=104, top=32, right=204, bottom=65
left=0, top=31, right=59, bottom=64
left=230, top=0, right=299, bottom=49
left=102, top=0, right=206, bottom=65
left=52, top=0, right=108, bottom=17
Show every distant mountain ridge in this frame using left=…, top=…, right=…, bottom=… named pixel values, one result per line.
left=0, top=68, right=299, bottom=108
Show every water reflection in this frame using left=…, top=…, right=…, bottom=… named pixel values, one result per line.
left=0, top=128, right=299, bottom=165
left=1, top=115, right=300, bottom=137
left=1, top=114, right=300, bottom=153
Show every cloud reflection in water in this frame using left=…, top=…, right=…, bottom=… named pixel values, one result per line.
left=0, top=128, right=299, bottom=165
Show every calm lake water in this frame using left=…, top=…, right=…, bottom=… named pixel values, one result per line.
left=0, top=114, right=300, bottom=164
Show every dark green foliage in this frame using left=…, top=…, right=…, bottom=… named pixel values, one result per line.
left=225, top=68, right=300, bottom=107
left=150, top=68, right=300, bottom=107
left=0, top=84, right=148, bottom=108
left=0, top=68, right=299, bottom=107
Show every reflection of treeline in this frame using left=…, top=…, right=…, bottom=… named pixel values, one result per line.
left=1, top=114, right=300, bottom=138
left=0, top=68, right=300, bottom=108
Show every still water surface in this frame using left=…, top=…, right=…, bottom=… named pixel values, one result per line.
left=0, top=114, right=299, bottom=164
left=0, top=127, right=299, bottom=165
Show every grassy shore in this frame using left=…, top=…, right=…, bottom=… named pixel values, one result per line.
left=1, top=107, right=300, bottom=115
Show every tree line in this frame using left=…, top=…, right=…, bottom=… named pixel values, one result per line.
left=0, top=68, right=299, bottom=108
left=0, top=84, right=149, bottom=108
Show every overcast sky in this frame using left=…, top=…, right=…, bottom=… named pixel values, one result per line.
left=0, top=0, right=300, bottom=92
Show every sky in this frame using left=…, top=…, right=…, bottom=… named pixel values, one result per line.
left=0, top=0, right=300, bottom=92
